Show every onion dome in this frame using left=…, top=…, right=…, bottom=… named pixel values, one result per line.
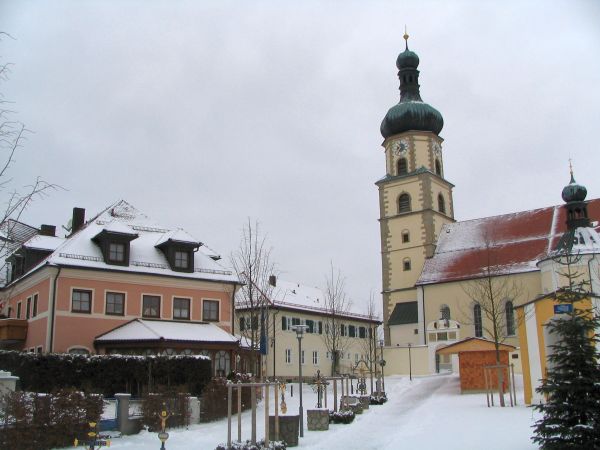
left=396, top=49, right=419, bottom=69
left=381, top=33, right=444, bottom=139
left=561, top=173, right=587, bottom=203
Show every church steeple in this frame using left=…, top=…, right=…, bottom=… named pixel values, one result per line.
left=380, top=36, right=444, bottom=139
left=561, top=163, right=590, bottom=229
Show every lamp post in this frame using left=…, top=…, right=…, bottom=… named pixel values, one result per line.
left=379, top=339, right=386, bottom=394
left=293, top=324, right=308, bottom=437
left=408, top=342, right=412, bottom=381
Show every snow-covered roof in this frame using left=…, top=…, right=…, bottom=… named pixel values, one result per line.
left=95, top=318, right=239, bottom=343
left=237, top=279, right=380, bottom=323
left=7, top=200, right=240, bottom=285
left=155, top=228, right=200, bottom=247
left=417, top=198, right=600, bottom=285
left=22, top=235, right=65, bottom=251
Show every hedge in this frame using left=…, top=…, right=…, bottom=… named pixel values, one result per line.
left=0, top=389, right=103, bottom=450
left=0, top=350, right=212, bottom=397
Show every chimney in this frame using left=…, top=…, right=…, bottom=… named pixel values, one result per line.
left=39, top=224, right=56, bottom=237
left=269, top=275, right=277, bottom=287
left=72, top=207, right=85, bottom=233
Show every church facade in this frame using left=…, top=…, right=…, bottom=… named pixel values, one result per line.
left=377, top=36, right=600, bottom=384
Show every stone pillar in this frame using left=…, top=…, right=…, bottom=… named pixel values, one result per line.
left=115, top=393, right=135, bottom=435
left=0, top=371, right=19, bottom=395
left=188, top=396, right=201, bottom=424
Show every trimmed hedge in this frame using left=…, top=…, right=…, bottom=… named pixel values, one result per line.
left=0, top=350, right=212, bottom=397
left=142, top=390, right=190, bottom=431
left=0, top=389, right=103, bottom=450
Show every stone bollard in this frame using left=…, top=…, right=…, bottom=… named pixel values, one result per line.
left=307, top=409, right=329, bottom=431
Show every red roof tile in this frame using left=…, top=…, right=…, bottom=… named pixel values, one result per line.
left=417, top=198, right=600, bottom=285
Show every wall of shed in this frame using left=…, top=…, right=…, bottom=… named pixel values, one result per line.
left=457, top=350, right=509, bottom=392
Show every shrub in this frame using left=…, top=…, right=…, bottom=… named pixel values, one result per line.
left=328, top=410, right=355, bottom=424
left=0, top=389, right=103, bottom=450
left=215, top=439, right=287, bottom=450
left=201, top=373, right=254, bottom=422
left=369, top=394, right=387, bottom=405
left=141, top=390, right=190, bottom=431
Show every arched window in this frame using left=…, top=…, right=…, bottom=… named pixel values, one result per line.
left=440, top=304, right=451, bottom=321
left=438, top=194, right=446, bottom=214
left=435, top=159, right=442, bottom=176
left=397, top=158, right=408, bottom=176
left=398, top=193, right=411, bottom=213
left=402, top=230, right=410, bottom=243
left=403, top=258, right=411, bottom=271
left=215, top=350, right=231, bottom=377
left=505, top=301, right=515, bottom=336
left=473, top=304, right=483, bottom=337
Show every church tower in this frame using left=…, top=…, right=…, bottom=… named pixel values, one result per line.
left=378, top=34, right=455, bottom=345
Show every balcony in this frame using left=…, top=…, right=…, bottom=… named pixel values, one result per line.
left=0, top=319, right=28, bottom=344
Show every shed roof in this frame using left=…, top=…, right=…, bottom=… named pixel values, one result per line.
left=388, top=301, right=418, bottom=325
left=435, top=337, right=516, bottom=355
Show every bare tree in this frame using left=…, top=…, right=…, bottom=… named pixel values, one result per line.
left=0, top=33, right=58, bottom=304
left=230, top=219, right=276, bottom=379
left=359, top=291, right=379, bottom=394
left=460, top=237, right=524, bottom=407
left=321, top=263, right=352, bottom=375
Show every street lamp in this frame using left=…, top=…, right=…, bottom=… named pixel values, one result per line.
left=408, top=343, right=412, bottom=381
left=293, top=324, right=308, bottom=437
left=379, top=339, right=386, bottom=394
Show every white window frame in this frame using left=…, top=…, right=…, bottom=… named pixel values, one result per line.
left=285, top=348, right=292, bottom=364
left=312, top=351, right=318, bottom=365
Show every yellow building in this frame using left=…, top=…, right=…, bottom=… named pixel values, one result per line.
left=516, top=177, right=600, bottom=404
left=377, top=36, right=600, bottom=386
left=236, top=278, right=380, bottom=380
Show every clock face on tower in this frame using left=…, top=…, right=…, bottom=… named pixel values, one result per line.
left=392, top=139, right=409, bottom=156
left=432, top=140, right=442, bottom=157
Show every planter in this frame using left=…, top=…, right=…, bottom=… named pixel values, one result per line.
left=307, top=409, right=329, bottom=431
left=359, top=396, right=370, bottom=410
left=269, top=415, right=299, bottom=447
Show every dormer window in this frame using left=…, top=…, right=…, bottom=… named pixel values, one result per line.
left=92, top=222, right=138, bottom=267
left=109, top=243, right=126, bottom=263
left=174, top=250, right=190, bottom=269
left=155, top=228, right=201, bottom=273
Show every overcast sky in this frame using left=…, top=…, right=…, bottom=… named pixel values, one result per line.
left=1, top=0, right=599, bottom=315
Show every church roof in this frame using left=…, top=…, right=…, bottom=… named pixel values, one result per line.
left=417, top=198, right=600, bottom=285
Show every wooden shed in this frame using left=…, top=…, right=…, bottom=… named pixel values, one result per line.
left=436, top=337, right=516, bottom=393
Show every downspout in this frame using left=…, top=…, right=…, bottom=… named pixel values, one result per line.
left=587, top=253, right=599, bottom=294
left=49, top=266, right=62, bottom=353
left=422, top=286, right=427, bottom=344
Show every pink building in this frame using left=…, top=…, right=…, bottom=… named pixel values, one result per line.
left=0, top=201, right=242, bottom=376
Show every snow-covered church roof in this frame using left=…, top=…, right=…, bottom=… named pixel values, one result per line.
left=417, top=198, right=600, bottom=285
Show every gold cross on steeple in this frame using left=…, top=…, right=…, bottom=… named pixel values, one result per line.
left=403, top=26, right=409, bottom=50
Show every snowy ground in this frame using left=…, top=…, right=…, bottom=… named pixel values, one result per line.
left=86, top=374, right=541, bottom=450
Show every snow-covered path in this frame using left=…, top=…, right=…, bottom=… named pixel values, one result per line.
left=91, top=374, right=540, bottom=450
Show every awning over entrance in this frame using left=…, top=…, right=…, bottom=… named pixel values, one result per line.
left=436, top=337, right=516, bottom=355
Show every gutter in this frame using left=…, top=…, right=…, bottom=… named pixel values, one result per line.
left=49, top=266, right=62, bottom=352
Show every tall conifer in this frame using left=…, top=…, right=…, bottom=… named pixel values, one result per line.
left=532, top=256, right=600, bottom=449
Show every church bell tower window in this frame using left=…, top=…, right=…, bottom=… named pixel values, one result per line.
left=398, top=193, right=411, bottom=213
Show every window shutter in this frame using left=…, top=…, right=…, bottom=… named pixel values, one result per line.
left=318, top=321, right=323, bottom=334
left=282, top=316, right=287, bottom=330
left=239, top=317, right=245, bottom=331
